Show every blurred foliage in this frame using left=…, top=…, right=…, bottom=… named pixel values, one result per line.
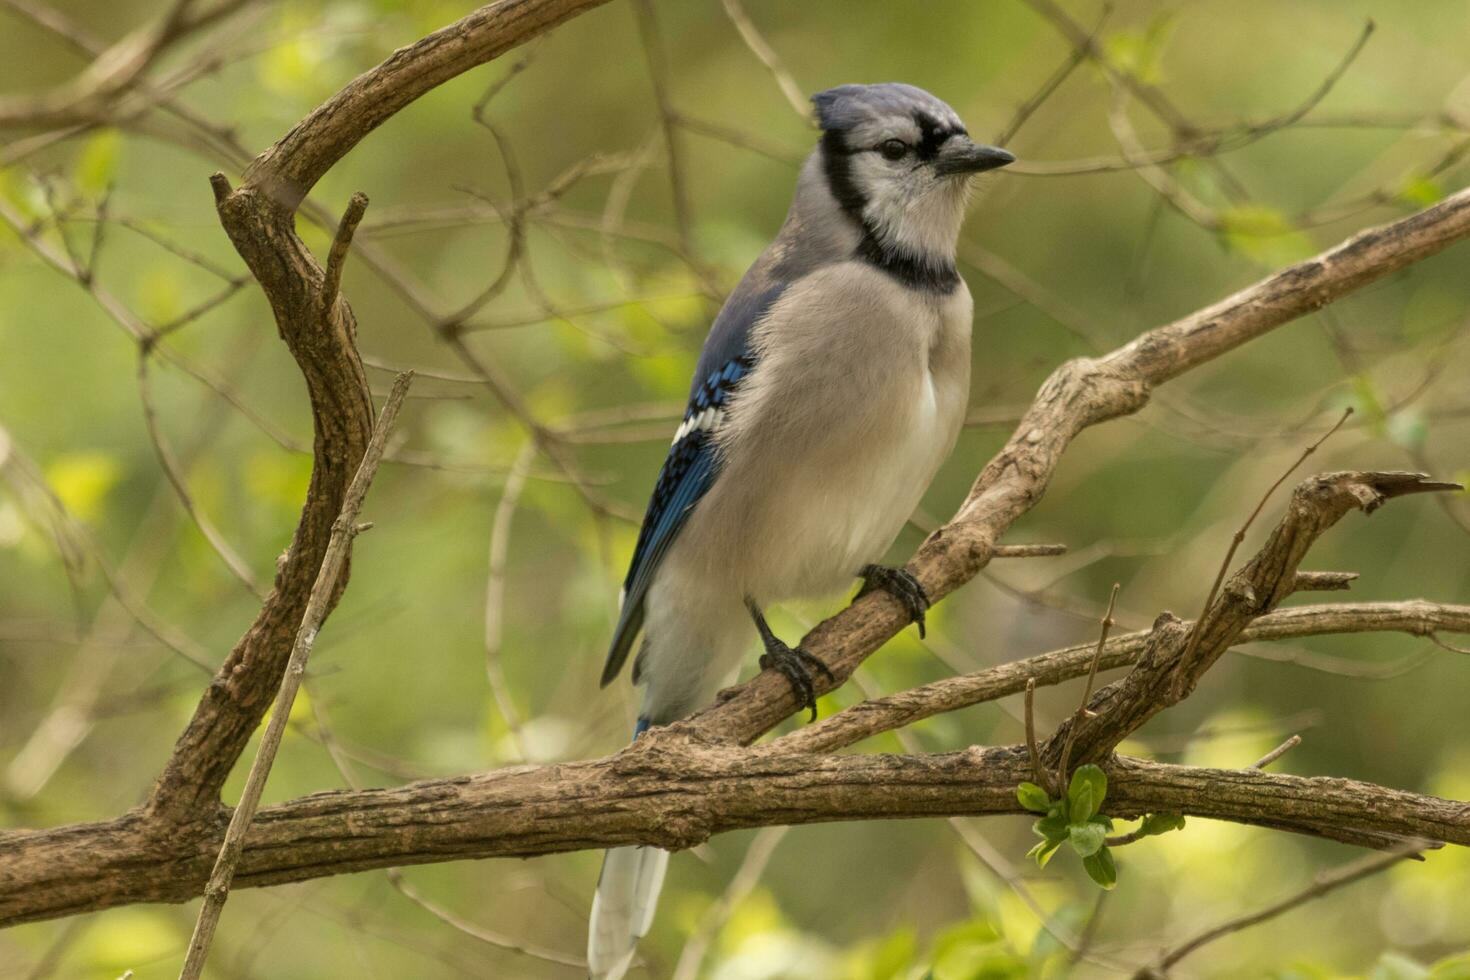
left=2, top=0, right=1470, bottom=977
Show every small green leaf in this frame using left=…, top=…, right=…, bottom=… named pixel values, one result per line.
left=1140, top=812, right=1186, bottom=837
left=45, top=452, right=122, bottom=523
left=1218, top=204, right=1318, bottom=266
left=1373, top=952, right=1432, bottom=980
left=1068, top=822, right=1107, bottom=857
left=1102, top=12, right=1177, bottom=84
left=1033, top=812, right=1070, bottom=842
left=1351, top=373, right=1388, bottom=429
left=1387, top=411, right=1428, bottom=450
left=1088, top=813, right=1115, bottom=830
left=1068, top=782, right=1093, bottom=824
left=75, top=130, right=120, bottom=194
left=1026, top=838, right=1062, bottom=868
left=1398, top=175, right=1444, bottom=209
left=1428, top=951, right=1470, bottom=979
left=1082, top=846, right=1118, bottom=890
left=1068, top=764, right=1107, bottom=822
left=1016, top=782, right=1052, bottom=813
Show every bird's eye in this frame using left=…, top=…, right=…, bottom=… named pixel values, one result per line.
left=878, top=139, right=909, bottom=161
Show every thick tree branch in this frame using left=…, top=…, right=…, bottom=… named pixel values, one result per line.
left=771, top=602, right=1470, bottom=756
left=2, top=742, right=1467, bottom=927
left=147, top=0, right=610, bottom=823
left=144, top=167, right=378, bottom=820
left=179, top=372, right=411, bottom=980
left=244, top=0, right=612, bottom=211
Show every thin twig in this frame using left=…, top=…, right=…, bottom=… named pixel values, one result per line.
left=1068, top=889, right=1108, bottom=968
left=992, top=543, right=1069, bottom=558
left=320, top=191, right=369, bottom=315
left=484, top=440, right=535, bottom=760
left=718, top=0, right=808, bottom=120
left=1430, top=634, right=1470, bottom=655
left=1252, top=734, right=1303, bottom=770
left=1107, top=85, right=1220, bottom=230
left=1055, top=582, right=1120, bottom=788
left=1138, top=841, right=1425, bottom=977
left=0, top=419, right=213, bottom=672
left=842, top=670, right=1119, bottom=969
left=1024, top=677, right=1047, bottom=792
left=177, top=372, right=413, bottom=980
left=85, top=184, right=111, bottom=284
left=136, top=352, right=265, bottom=598
left=385, top=870, right=587, bottom=968
left=633, top=0, right=699, bottom=268
left=1177, top=408, right=1353, bottom=668
left=112, top=214, right=243, bottom=282
left=994, top=4, right=1107, bottom=145
left=669, top=826, right=789, bottom=980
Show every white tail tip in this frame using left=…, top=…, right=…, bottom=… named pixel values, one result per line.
left=588, top=846, right=670, bottom=979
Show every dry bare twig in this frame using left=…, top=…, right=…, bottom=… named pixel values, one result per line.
left=1135, top=841, right=1426, bottom=979
left=178, top=371, right=412, bottom=980
left=719, top=0, right=808, bottom=120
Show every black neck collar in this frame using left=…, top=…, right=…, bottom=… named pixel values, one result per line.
left=856, top=236, right=960, bottom=292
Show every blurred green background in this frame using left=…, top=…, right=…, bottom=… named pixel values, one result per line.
left=2, top=0, right=1469, bottom=976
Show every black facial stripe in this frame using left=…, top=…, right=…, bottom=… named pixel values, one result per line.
left=913, top=110, right=964, bottom=162
left=821, top=129, right=868, bottom=224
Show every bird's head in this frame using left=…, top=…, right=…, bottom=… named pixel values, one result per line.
left=811, top=83, right=1013, bottom=268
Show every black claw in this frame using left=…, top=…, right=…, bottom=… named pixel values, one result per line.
left=747, top=600, right=835, bottom=722
left=759, top=644, right=834, bottom=721
left=858, top=564, right=930, bottom=638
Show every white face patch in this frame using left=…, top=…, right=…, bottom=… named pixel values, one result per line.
left=850, top=151, right=972, bottom=261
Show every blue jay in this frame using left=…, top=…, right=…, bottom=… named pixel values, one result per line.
left=588, top=83, right=1013, bottom=979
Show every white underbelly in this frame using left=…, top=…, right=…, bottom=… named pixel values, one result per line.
left=669, top=266, right=973, bottom=611
left=745, top=370, right=951, bottom=602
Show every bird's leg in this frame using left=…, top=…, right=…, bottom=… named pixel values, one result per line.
left=857, top=564, right=930, bottom=638
left=745, top=600, right=835, bottom=722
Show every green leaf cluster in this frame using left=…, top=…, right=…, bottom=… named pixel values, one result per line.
left=1015, top=767, right=1187, bottom=890
left=1016, top=765, right=1115, bottom=888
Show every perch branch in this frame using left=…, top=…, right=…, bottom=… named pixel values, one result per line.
left=770, top=599, right=1470, bottom=755
left=2, top=743, right=1466, bottom=927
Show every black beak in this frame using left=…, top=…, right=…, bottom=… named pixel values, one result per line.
left=935, top=137, right=1016, bottom=177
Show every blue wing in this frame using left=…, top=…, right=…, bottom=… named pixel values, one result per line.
left=599, top=277, right=791, bottom=688
left=600, top=356, right=755, bottom=686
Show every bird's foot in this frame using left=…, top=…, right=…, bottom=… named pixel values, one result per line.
left=858, top=564, right=930, bottom=638
left=758, top=638, right=835, bottom=722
